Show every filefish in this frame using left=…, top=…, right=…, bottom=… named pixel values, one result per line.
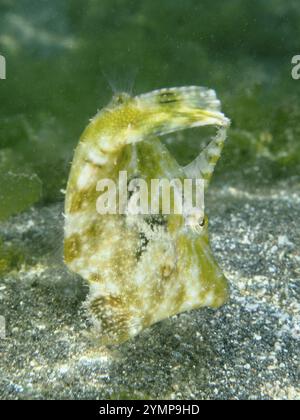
left=64, top=86, right=230, bottom=344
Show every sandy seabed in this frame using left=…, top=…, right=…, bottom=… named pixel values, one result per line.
left=0, top=180, right=299, bottom=400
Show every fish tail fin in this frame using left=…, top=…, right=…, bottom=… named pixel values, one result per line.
left=138, top=86, right=229, bottom=130
left=183, top=126, right=229, bottom=187
left=139, top=86, right=218, bottom=108
left=137, top=86, right=230, bottom=186
left=174, top=86, right=221, bottom=111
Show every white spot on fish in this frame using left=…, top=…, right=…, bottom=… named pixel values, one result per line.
left=77, top=163, right=97, bottom=190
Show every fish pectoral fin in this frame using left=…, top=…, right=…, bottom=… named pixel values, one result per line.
left=183, top=126, right=229, bottom=187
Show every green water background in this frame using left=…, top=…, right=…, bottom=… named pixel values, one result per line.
left=0, top=0, right=300, bottom=221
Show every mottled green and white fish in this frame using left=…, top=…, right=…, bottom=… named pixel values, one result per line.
left=64, top=86, right=230, bottom=345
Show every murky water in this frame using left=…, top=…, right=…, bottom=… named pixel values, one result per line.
left=0, top=0, right=299, bottom=400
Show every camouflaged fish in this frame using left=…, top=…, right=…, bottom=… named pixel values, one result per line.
left=64, top=86, right=230, bottom=344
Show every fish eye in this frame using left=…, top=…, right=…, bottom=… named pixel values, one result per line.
left=199, top=218, right=205, bottom=227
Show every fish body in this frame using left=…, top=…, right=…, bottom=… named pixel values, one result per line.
left=64, top=86, right=230, bottom=344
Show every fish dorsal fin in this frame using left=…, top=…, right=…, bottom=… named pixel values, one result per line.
left=183, top=126, right=229, bottom=187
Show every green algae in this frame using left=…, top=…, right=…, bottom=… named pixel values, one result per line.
left=0, top=238, right=26, bottom=275
left=0, top=150, right=42, bottom=221
left=0, top=0, right=299, bottom=220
